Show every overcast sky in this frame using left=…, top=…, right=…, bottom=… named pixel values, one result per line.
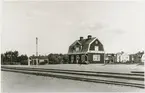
left=2, top=1, right=145, bottom=56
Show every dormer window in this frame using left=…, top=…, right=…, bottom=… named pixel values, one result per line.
left=76, top=47, right=79, bottom=52
left=95, top=46, right=99, bottom=51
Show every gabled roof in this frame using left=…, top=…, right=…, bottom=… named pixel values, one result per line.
left=81, top=37, right=96, bottom=52
left=69, top=40, right=82, bottom=47
left=68, top=37, right=97, bottom=53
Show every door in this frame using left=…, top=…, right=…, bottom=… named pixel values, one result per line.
left=71, top=55, right=74, bottom=63
left=76, top=55, right=80, bottom=64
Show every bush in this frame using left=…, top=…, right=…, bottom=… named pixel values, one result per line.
left=20, top=60, right=28, bottom=65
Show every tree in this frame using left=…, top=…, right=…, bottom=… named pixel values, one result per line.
left=63, top=54, right=69, bottom=64
left=1, top=54, right=4, bottom=64
left=58, top=54, right=63, bottom=64
left=3, top=51, right=19, bottom=62
left=1, top=50, right=28, bottom=65
left=18, top=54, right=28, bottom=65
left=48, top=53, right=67, bottom=64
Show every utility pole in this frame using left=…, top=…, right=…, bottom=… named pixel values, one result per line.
left=36, top=37, right=38, bottom=57
left=36, top=37, right=38, bottom=65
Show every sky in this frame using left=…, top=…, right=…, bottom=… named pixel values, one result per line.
left=2, top=1, right=145, bottom=56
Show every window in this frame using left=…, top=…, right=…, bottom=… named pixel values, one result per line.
left=93, top=55, right=100, bottom=61
left=96, top=41, right=98, bottom=44
left=81, top=55, right=85, bottom=61
left=95, top=46, right=99, bottom=51
left=76, top=47, right=79, bottom=51
left=76, top=55, right=80, bottom=60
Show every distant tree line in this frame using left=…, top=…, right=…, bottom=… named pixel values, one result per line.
left=1, top=51, right=28, bottom=65
left=1, top=51, right=69, bottom=65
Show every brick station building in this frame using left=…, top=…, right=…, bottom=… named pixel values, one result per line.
left=68, top=35, right=105, bottom=64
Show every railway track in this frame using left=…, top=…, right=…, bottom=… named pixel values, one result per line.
left=1, top=66, right=145, bottom=89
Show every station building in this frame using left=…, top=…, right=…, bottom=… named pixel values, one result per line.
left=68, top=35, right=105, bottom=64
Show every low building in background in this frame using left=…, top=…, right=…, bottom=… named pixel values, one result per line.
left=28, top=55, right=49, bottom=65
left=129, top=54, right=135, bottom=63
left=129, top=51, right=144, bottom=63
left=105, top=53, right=117, bottom=63
left=141, top=53, right=145, bottom=63
left=116, top=52, right=129, bottom=63
left=68, top=35, right=105, bottom=64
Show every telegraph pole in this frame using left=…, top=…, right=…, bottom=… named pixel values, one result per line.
left=36, top=37, right=38, bottom=57
left=36, top=37, right=38, bottom=65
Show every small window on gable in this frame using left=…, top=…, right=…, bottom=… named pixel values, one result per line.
left=96, top=41, right=98, bottom=44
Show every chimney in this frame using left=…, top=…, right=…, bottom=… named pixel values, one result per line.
left=80, top=37, right=83, bottom=41
left=88, top=35, right=92, bottom=39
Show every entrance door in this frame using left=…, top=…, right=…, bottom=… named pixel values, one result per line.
left=76, top=55, right=79, bottom=64
left=85, top=55, right=88, bottom=64
left=71, top=55, right=74, bottom=63
left=85, top=55, right=88, bottom=61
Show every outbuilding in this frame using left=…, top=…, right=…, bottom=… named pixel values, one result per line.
left=28, top=55, right=49, bottom=65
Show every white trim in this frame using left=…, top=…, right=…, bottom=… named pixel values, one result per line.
left=76, top=40, right=81, bottom=45
left=87, top=51, right=105, bottom=53
left=69, top=40, right=81, bottom=48
left=87, top=38, right=97, bottom=52
left=68, top=52, right=87, bottom=55
left=68, top=51, right=104, bottom=55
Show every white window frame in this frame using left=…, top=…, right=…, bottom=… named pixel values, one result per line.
left=75, top=47, right=79, bottom=52
left=95, top=46, right=99, bottom=51
left=93, top=54, right=100, bottom=61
